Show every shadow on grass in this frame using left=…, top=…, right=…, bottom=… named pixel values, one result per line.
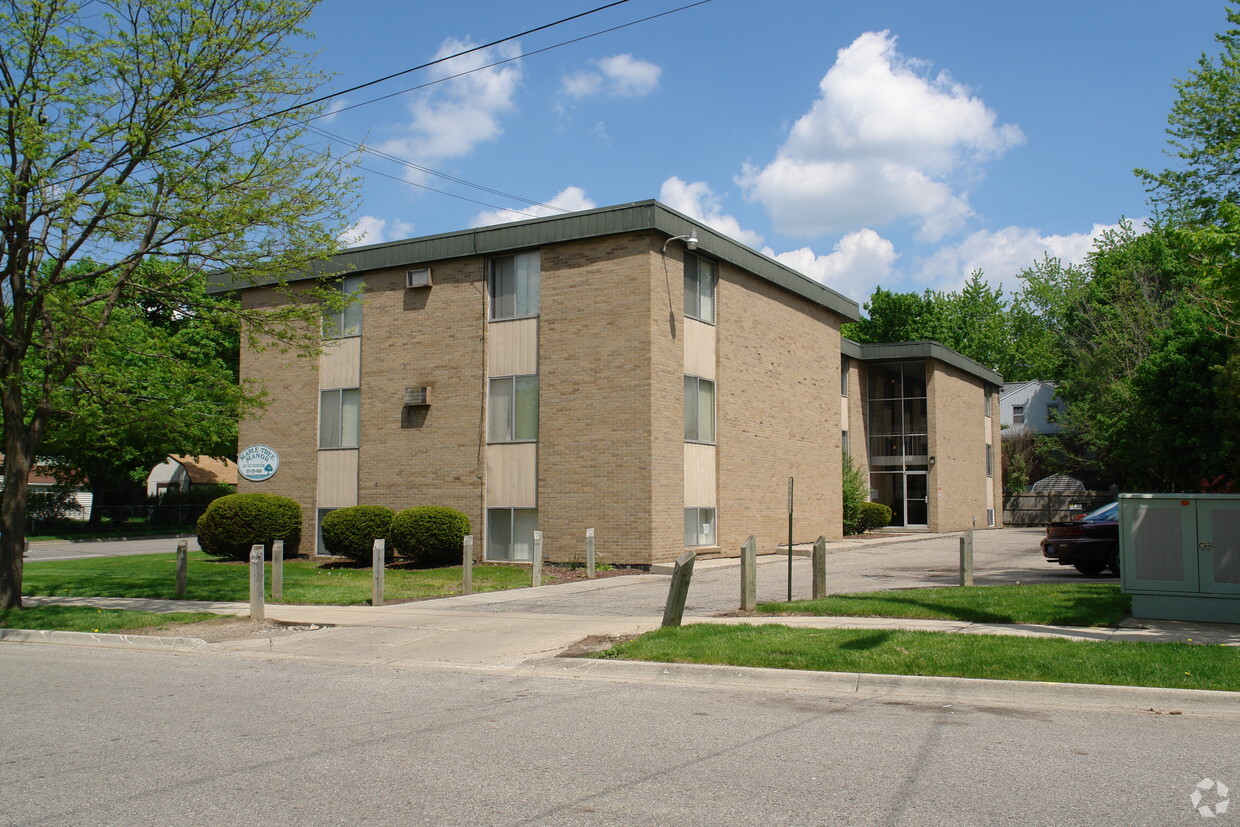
left=836, top=631, right=893, bottom=651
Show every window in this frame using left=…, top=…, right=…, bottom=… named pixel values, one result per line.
left=684, top=507, right=717, bottom=547
left=684, top=254, right=716, bottom=324
left=319, top=388, right=360, bottom=448
left=987, top=507, right=996, bottom=527
left=316, top=508, right=337, bottom=555
left=985, top=443, right=993, bottom=477
left=1012, top=405, right=1025, bottom=425
left=684, top=375, right=715, bottom=443
left=324, top=275, right=364, bottom=338
left=488, top=375, right=539, bottom=442
left=490, top=252, right=540, bottom=320
left=984, top=389, right=992, bottom=417
left=842, top=429, right=849, bottom=457
left=1047, top=403, right=1061, bottom=423
left=487, top=508, right=538, bottom=561
left=841, top=355, right=850, bottom=397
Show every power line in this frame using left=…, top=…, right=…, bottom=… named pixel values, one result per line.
left=166, top=0, right=635, bottom=151
left=301, top=0, right=714, bottom=215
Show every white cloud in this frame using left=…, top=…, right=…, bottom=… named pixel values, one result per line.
left=377, top=38, right=522, bottom=172
left=561, top=54, right=661, bottom=100
left=772, top=230, right=898, bottom=302
left=340, top=215, right=415, bottom=247
left=321, top=98, right=348, bottom=124
left=659, top=177, right=765, bottom=249
left=913, top=220, right=1145, bottom=294
left=739, top=30, right=1023, bottom=240
left=470, top=186, right=597, bottom=227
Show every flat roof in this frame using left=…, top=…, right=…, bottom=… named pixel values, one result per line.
left=842, top=339, right=1004, bottom=386
left=208, top=200, right=860, bottom=321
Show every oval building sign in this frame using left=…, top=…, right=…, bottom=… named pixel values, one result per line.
left=238, top=445, right=279, bottom=482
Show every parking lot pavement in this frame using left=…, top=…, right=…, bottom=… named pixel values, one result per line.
left=23, top=535, right=199, bottom=562
left=439, top=526, right=1061, bottom=618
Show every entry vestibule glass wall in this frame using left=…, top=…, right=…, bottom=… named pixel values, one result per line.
left=868, top=361, right=928, bottom=528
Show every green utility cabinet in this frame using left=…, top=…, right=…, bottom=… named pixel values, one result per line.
left=1120, top=493, right=1240, bottom=623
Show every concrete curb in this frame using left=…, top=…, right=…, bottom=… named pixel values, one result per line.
left=523, top=657, right=1240, bottom=717
left=0, top=628, right=208, bottom=652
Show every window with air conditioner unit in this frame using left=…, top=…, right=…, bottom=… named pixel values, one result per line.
left=406, top=268, right=431, bottom=289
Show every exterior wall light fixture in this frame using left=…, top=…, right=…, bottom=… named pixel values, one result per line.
left=662, top=233, right=699, bottom=254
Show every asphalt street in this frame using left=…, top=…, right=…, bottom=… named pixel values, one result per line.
left=2, top=644, right=1235, bottom=826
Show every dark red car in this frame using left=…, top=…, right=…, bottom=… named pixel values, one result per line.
left=1040, top=501, right=1120, bottom=576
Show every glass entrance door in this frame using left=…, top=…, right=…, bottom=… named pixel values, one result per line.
left=905, top=472, right=928, bottom=527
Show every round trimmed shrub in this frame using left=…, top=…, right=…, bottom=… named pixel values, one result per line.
left=196, top=493, right=302, bottom=561
left=856, top=502, right=893, bottom=534
left=320, top=505, right=395, bottom=564
left=390, top=506, right=470, bottom=568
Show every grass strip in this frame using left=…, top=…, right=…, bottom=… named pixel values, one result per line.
left=22, top=551, right=536, bottom=605
left=597, top=623, right=1240, bottom=692
left=0, top=606, right=219, bottom=633
left=759, top=583, right=1129, bottom=627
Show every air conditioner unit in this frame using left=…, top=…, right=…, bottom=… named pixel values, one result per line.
left=404, top=386, right=430, bottom=406
left=406, top=268, right=431, bottom=289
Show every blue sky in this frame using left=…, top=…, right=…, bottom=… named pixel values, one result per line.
left=300, top=0, right=1226, bottom=304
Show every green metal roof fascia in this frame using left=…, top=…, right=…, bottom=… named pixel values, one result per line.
left=205, top=199, right=860, bottom=321
left=844, top=339, right=1004, bottom=386
left=646, top=202, right=859, bottom=321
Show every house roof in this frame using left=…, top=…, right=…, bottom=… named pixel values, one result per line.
left=1000, top=379, right=1056, bottom=399
left=207, top=200, right=861, bottom=322
left=172, top=455, right=237, bottom=486
left=842, top=339, right=1003, bottom=386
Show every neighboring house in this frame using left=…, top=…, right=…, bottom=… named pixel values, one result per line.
left=146, top=455, right=238, bottom=497
left=0, top=457, right=91, bottom=520
left=1000, top=380, right=1063, bottom=435
left=213, top=201, right=1003, bottom=565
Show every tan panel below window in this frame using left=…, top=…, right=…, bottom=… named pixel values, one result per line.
left=684, top=442, right=717, bottom=507
left=488, top=317, right=539, bottom=377
left=840, top=396, right=849, bottom=431
left=487, top=442, right=538, bottom=508
left=317, top=449, right=359, bottom=508
left=320, top=336, right=361, bottom=389
left=683, top=318, right=716, bottom=380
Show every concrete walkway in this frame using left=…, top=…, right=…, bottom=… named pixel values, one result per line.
left=18, top=566, right=1240, bottom=669
left=11, top=532, right=1240, bottom=713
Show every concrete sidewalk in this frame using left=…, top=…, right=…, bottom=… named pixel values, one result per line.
left=19, top=571, right=1240, bottom=669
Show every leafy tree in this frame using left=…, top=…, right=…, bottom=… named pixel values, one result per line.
left=1137, top=1, right=1240, bottom=223
left=0, top=0, right=357, bottom=608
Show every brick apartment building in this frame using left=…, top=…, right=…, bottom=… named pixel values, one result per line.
left=222, top=201, right=1002, bottom=566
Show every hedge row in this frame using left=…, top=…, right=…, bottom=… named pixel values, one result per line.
left=196, top=495, right=470, bottom=567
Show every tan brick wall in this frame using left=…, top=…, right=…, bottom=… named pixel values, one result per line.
left=715, top=266, right=844, bottom=556
left=846, top=357, right=869, bottom=478
left=928, top=360, right=990, bottom=531
left=236, top=288, right=321, bottom=553
left=353, top=259, right=488, bottom=543
left=538, top=233, right=660, bottom=565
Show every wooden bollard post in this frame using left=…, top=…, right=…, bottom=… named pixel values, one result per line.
left=585, top=528, right=596, bottom=579
left=271, top=539, right=284, bottom=603
left=462, top=535, right=474, bottom=595
left=663, top=550, right=697, bottom=627
left=812, top=535, right=827, bottom=600
left=959, top=528, right=974, bottom=587
left=532, top=530, right=543, bottom=587
left=175, top=539, right=188, bottom=598
left=740, top=535, right=757, bottom=611
left=249, top=544, right=265, bottom=621
left=372, top=539, right=385, bottom=607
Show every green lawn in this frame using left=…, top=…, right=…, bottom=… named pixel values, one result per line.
left=0, top=606, right=219, bottom=633
left=22, top=551, right=537, bottom=605
left=759, top=583, right=1129, bottom=627
left=598, top=623, right=1240, bottom=692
